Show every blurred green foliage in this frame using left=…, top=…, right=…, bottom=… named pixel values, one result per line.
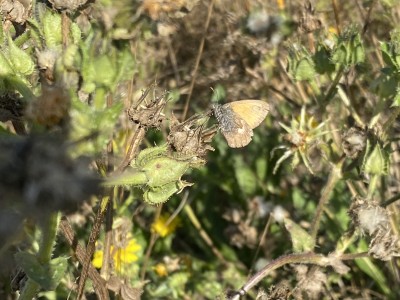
left=1, top=0, right=400, bottom=299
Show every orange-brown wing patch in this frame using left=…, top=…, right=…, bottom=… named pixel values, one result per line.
left=227, top=100, right=269, bottom=129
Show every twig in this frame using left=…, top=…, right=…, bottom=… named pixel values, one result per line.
left=114, top=125, right=146, bottom=174
left=331, top=0, right=341, bottom=35
left=362, top=0, right=376, bottom=35
left=249, top=213, right=272, bottom=276
left=77, top=198, right=109, bottom=300
left=229, top=253, right=332, bottom=300
left=182, top=0, right=215, bottom=121
left=382, top=193, right=400, bottom=208
left=59, top=216, right=109, bottom=300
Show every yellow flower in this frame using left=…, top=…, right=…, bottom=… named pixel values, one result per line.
left=153, top=263, right=168, bottom=277
left=113, top=239, right=141, bottom=270
left=92, top=248, right=104, bottom=269
left=92, top=238, right=141, bottom=272
left=151, top=213, right=181, bottom=237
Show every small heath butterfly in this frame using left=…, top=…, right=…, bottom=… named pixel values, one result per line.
left=212, top=100, right=269, bottom=148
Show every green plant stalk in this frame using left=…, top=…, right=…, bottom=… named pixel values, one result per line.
left=94, top=87, right=106, bottom=110
left=19, top=212, right=61, bottom=300
left=335, top=231, right=357, bottom=255
left=324, top=66, right=345, bottom=103
left=310, top=157, right=344, bottom=243
left=366, top=174, right=380, bottom=201
left=103, top=171, right=147, bottom=187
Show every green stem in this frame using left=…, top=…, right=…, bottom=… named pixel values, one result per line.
left=366, top=174, right=380, bottom=201
left=19, top=212, right=61, bottom=300
left=335, top=231, right=357, bottom=255
left=94, top=87, right=106, bottom=110
left=103, top=171, right=148, bottom=187
left=324, top=66, right=345, bottom=103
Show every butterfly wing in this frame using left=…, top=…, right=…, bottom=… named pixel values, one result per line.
left=221, top=118, right=253, bottom=148
left=226, top=100, right=269, bottom=129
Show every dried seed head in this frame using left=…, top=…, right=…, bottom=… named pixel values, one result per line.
left=127, top=86, right=166, bottom=128
left=341, top=127, right=367, bottom=159
left=167, top=112, right=215, bottom=157
left=349, top=198, right=400, bottom=261
left=294, top=266, right=327, bottom=299
left=298, top=1, right=322, bottom=34
left=48, top=0, right=88, bottom=11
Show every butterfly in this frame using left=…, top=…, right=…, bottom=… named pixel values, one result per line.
left=212, top=100, right=270, bottom=148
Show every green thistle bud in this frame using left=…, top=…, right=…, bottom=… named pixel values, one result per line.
left=362, top=143, right=389, bottom=176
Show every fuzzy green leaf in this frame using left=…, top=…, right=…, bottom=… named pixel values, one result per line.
left=7, top=35, right=34, bottom=76
left=294, top=57, right=316, bottom=81
left=15, top=252, right=68, bottom=290
left=284, top=218, right=314, bottom=252
left=43, top=11, right=62, bottom=48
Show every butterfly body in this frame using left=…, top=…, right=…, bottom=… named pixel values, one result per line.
left=212, top=100, right=269, bottom=148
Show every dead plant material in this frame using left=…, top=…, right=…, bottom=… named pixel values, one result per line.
left=349, top=197, right=400, bottom=261
left=48, top=0, right=89, bottom=12
left=140, top=0, right=199, bottom=20
left=127, top=86, right=166, bottom=128
left=298, top=1, right=323, bottom=34
left=0, top=0, right=31, bottom=24
left=167, top=112, right=215, bottom=157
left=341, top=126, right=367, bottom=159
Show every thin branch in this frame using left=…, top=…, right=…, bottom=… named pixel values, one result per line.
left=77, top=198, right=110, bottom=300
left=114, top=125, right=146, bottom=174
left=181, top=0, right=215, bottom=121
left=59, top=216, right=109, bottom=300
left=229, top=253, right=331, bottom=300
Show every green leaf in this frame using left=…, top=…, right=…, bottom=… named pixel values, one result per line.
left=0, top=52, right=13, bottom=76
left=69, top=99, right=123, bottom=156
left=332, top=44, right=347, bottom=66
left=93, top=55, right=116, bottom=88
left=284, top=218, right=314, bottom=252
left=352, top=240, right=390, bottom=295
left=43, top=10, right=62, bottom=48
left=255, top=156, right=267, bottom=182
left=392, top=90, right=400, bottom=107
left=314, top=45, right=335, bottom=74
left=211, top=84, right=226, bottom=102
left=143, top=181, right=192, bottom=205
left=15, top=252, right=68, bottom=290
left=363, top=143, right=389, bottom=176
left=380, top=42, right=398, bottom=69
left=294, top=57, right=316, bottom=81
left=144, top=157, right=189, bottom=188
left=7, top=35, right=34, bottom=76
left=234, top=158, right=257, bottom=196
